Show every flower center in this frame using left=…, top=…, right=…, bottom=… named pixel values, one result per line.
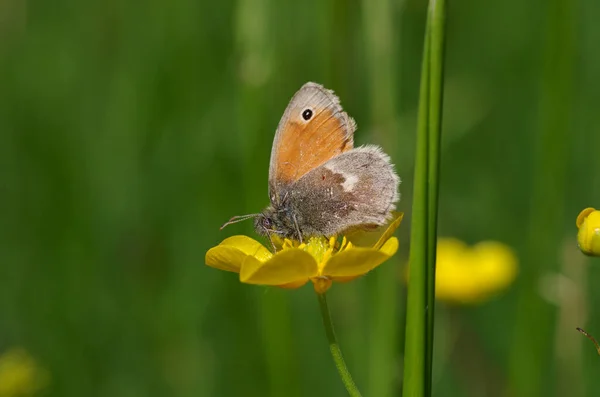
left=280, top=235, right=354, bottom=273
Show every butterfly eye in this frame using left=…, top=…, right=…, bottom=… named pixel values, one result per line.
left=301, top=108, right=313, bottom=121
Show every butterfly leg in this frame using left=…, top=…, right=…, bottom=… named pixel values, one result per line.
left=266, top=231, right=278, bottom=253
left=292, top=213, right=303, bottom=244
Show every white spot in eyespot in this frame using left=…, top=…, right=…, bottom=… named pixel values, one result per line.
left=341, top=174, right=358, bottom=192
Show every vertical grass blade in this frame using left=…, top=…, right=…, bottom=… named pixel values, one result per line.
left=508, top=0, right=575, bottom=396
left=402, top=1, right=446, bottom=396
left=402, top=29, right=430, bottom=397
left=425, top=1, right=446, bottom=392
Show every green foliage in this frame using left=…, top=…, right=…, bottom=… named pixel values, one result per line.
left=0, top=0, right=599, bottom=396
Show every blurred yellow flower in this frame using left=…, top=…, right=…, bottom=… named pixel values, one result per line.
left=427, top=238, right=518, bottom=304
left=576, top=207, right=600, bottom=257
left=0, top=348, right=49, bottom=397
left=206, top=213, right=403, bottom=293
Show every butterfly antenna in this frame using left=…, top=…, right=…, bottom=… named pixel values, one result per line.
left=220, top=214, right=261, bottom=230
left=577, top=327, right=600, bottom=355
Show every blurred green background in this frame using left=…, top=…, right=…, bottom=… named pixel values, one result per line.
left=1, top=0, right=599, bottom=396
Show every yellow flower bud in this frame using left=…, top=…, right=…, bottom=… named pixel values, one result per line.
left=576, top=207, right=600, bottom=257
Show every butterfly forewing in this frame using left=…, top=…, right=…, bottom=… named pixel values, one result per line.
left=268, top=82, right=355, bottom=201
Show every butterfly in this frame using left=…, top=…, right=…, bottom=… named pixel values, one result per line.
left=222, top=82, right=400, bottom=245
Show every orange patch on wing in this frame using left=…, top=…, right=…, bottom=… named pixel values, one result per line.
left=273, top=108, right=353, bottom=183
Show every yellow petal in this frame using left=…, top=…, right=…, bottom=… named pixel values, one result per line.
left=322, top=237, right=399, bottom=277
left=379, top=235, right=400, bottom=256
left=577, top=208, right=600, bottom=256
left=205, top=236, right=272, bottom=273
left=374, top=213, right=404, bottom=250
left=218, top=236, right=273, bottom=261
left=240, top=249, right=319, bottom=285
left=576, top=207, right=596, bottom=228
left=205, top=246, right=246, bottom=273
left=278, top=280, right=310, bottom=289
left=344, top=212, right=404, bottom=248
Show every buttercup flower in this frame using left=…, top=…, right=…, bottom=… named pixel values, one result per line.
left=206, top=213, right=403, bottom=293
left=0, top=348, right=49, bottom=397
left=408, top=238, right=518, bottom=304
left=576, top=208, right=600, bottom=257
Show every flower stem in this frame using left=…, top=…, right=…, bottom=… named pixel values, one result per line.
left=317, top=293, right=363, bottom=397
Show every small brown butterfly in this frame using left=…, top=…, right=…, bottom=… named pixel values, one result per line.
left=222, top=82, right=400, bottom=244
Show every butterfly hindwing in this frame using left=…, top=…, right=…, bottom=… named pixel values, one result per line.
left=282, top=145, right=400, bottom=237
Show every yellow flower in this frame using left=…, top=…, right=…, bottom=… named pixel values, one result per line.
left=206, top=213, right=403, bottom=293
left=431, top=238, right=518, bottom=304
left=576, top=207, right=600, bottom=257
left=0, top=348, right=49, bottom=397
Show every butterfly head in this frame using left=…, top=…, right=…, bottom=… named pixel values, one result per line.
left=254, top=208, right=274, bottom=236
left=254, top=206, right=286, bottom=236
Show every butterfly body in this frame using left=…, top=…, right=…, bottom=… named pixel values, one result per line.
left=224, top=82, right=400, bottom=244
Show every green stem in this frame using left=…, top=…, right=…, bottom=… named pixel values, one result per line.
left=317, top=293, right=363, bottom=397
left=402, top=1, right=446, bottom=396
left=402, top=23, right=430, bottom=397
left=425, top=0, right=446, bottom=392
